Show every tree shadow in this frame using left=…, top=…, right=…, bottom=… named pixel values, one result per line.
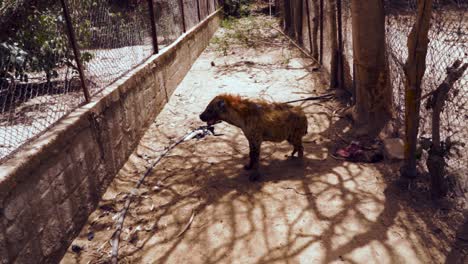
left=62, top=109, right=454, bottom=264
left=60, top=12, right=461, bottom=262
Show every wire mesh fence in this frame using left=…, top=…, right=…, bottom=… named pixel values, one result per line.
left=280, top=0, right=467, bottom=182
left=155, top=0, right=184, bottom=47
left=0, top=0, right=220, bottom=162
left=68, top=0, right=155, bottom=93
left=0, top=1, right=85, bottom=160
left=385, top=0, right=468, bottom=175
left=184, top=0, right=201, bottom=29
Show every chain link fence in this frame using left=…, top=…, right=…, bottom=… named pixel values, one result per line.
left=280, top=0, right=467, bottom=190
left=385, top=0, right=467, bottom=178
left=0, top=0, right=220, bottom=162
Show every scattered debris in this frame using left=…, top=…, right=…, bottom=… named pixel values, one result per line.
left=109, top=124, right=219, bottom=264
left=176, top=210, right=196, bottom=238
left=334, top=141, right=384, bottom=163
left=283, top=92, right=334, bottom=104
left=281, top=187, right=315, bottom=196
left=383, top=138, right=405, bottom=160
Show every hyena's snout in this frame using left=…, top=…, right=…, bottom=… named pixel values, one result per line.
left=199, top=112, right=208, bottom=122
left=199, top=108, right=219, bottom=125
left=200, top=97, right=227, bottom=125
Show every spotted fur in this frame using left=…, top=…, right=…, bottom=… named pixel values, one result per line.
left=200, top=94, right=308, bottom=181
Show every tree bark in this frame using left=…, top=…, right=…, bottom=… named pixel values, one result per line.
left=292, top=0, right=303, bottom=42
left=328, top=0, right=339, bottom=89
left=426, top=60, right=467, bottom=198
left=311, top=0, right=320, bottom=60
left=283, top=0, right=294, bottom=36
left=401, top=0, right=433, bottom=179
left=349, top=0, right=393, bottom=137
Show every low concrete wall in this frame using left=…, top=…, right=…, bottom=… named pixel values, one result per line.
left=0, top=10, right=221, bottom=264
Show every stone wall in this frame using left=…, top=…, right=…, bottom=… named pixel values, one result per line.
left=0, top=10, right=221, bottom=264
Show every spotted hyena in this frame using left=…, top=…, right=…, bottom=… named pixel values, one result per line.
left=200, top=94, right=308, bottom=181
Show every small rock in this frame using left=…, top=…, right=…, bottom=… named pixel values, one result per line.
left=383, top=138, right=404, bottom=160
left=211, top=61, right=215, bottom=66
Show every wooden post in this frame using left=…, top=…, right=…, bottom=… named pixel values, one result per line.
left=179, top=0, right=187, bottom=32
left=319, top=0, right=324, bottom=64
left=305, top=0, right=313, bottom=54
left=337, top=0, right=344, bottom=89
left=196, top=0, right=201, bottom=22
left=60, top=0, right=91, bottom=102
left=147, top=0, right=159, bottom=54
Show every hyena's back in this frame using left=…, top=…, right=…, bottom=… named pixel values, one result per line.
left=246, top=102, right=308, bottom=142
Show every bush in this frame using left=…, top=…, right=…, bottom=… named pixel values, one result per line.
left=223, top=0, right=253, bottom=18
left=0, top=1, right=93, bottom=86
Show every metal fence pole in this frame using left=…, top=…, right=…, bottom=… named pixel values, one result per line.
left=179, top=0, right=187, bottom=32
left=60, top=0, right=90, bottom=102
left=305, top=0, right=313, bottom=54
left=197, top=0, right=201, bottom=21
left=336, top=0, right=344, bottom=90
left=319, top=0, right=324, bottom=64
left=147, top=0, right=159, bottom=54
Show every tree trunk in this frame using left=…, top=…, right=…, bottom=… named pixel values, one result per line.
left=328, top=0, right=339, bottom=89
left=349, top=0, right=393, bottom=138
left=283, top=0, right=303, bottom=42
left=311, top=0, right=320, bottom=60
left=426, top=60, right=467, bottom=198
left=283, top=0, right=294, bottom=36
left=400, top=0, right=433, bottom=179
left=288, top=0, right=303, bottom=42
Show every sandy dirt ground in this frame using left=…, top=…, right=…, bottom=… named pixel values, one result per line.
left=60, top=14, right=467, bottom=264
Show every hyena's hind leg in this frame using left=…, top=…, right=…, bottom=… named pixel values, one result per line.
left=288, top=138, right=304, bottom=158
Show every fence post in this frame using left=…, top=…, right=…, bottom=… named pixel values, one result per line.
left=305, top=0, right=313, bottom=54
left=206, top=0, right=210, bottom=16
left=179, top=0, right=187, bottom=32
left=147, top=0, right=159, bottom=54
left=319, top=0, right=324, bottom=64
left=60, top=0, right=90, bottom=103
left=336, top=0, right=344, bottom=90
left=196, top=0, right=201, bottom=22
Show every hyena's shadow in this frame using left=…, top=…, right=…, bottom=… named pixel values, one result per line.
left=239, top=155, right=333, bottom=183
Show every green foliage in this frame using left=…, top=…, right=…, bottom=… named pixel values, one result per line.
left=211, top=35, right=231, bottom=56
left=0, top=1, right=94, bottom=85
left=0, top=42, right=28, bottom=82
left=221, top=17, right=236, bottom=29
left=223, top=0, right=253, bottom=18
left=211, top=15, right=278, bottom=56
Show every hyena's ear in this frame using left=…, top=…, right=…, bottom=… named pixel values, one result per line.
left=218, top=99, right=226, bottom=111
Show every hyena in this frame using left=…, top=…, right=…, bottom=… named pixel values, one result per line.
left=200, top=94, right=308, bottom=181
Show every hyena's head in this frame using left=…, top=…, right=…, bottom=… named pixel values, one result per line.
left=199, top=95, right=228, bottom=126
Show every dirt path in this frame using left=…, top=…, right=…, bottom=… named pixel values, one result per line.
left=61, top=15, right=465, bottom=264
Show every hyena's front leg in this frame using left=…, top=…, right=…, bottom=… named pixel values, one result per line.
left=246, top=139, right=261, bottom=181
left=244, top=140, right=255, bottom=170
